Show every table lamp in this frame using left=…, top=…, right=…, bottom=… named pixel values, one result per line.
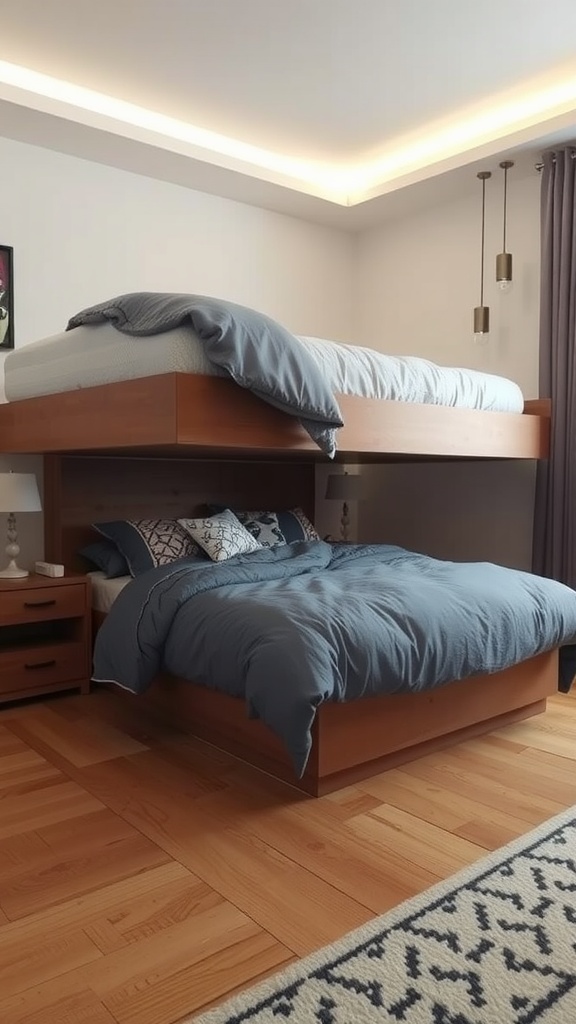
left=325, top=471, right=365, bottom=543
left=0, top=472, right=42, bottom=578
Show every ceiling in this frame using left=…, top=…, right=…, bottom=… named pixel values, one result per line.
left=1, top=0, right=576, bottom=228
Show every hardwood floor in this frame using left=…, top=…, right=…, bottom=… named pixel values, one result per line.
left=1, top=687, right=576, bottom=1023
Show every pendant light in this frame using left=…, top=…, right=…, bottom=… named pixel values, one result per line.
left=473, top=170, right=491, bottom=345
left=496, top=160, right=514, bottom=292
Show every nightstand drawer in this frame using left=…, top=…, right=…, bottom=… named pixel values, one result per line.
left=0, top=641, right=87, bottom=697
left=0, top=584, right=85, bottom=625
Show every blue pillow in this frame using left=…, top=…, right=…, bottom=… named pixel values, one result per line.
left=93, top=518, right=203, bottom=577
left=79, top=540, right=130, bottom=578
left=209, top=505, right=319, bottom=548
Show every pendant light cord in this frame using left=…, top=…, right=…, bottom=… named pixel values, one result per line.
left=499, top=160, right=513, bottom=258
left=502, top=165, right=508, bottom=254
left=480, top=175, right=486, bottom=306
left=476, top=170, right=492, bottom=307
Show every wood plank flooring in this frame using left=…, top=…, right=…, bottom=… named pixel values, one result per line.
left=1, top=687, right=576, bottom=1023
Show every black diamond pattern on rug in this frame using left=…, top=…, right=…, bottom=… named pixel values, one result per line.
left=198, top=815, right=576, bottom=1023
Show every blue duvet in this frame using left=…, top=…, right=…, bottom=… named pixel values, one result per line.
left=92, top=542, right=576, bottom=775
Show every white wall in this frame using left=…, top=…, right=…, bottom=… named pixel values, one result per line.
left=353, top=170, right=542, bottom=568
left=0, top=137, right=354, bottom=380
left=0, top=135, right=355, bottom=565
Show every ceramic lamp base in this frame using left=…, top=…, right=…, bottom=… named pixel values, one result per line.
left=0, top=559, right=29, bottom=578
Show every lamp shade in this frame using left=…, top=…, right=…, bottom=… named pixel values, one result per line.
left=0, top=472, right=42, bottom=513
left=325, top=472, right=365, bottom=501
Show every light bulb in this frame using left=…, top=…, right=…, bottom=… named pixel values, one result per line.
left=473, top=305, right=490, bottom=345
left=496, top=252, right=512, bottom=293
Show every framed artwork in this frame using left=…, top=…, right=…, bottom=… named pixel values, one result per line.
left=0, top=245, right=13, bottom=350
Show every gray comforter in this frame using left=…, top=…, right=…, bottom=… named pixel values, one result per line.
left=67, top=292, right=343, bottom=455
left=92, top=542, right=576, bottom=776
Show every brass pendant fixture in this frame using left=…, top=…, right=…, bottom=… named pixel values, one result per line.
left=496, top=160, right=514, bottom=292
left=474, top=170, right=491, bottom=345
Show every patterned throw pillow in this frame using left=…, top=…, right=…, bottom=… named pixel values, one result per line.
left=178, top=509, right=262, bottom=563
left=93, top=519, right=203, bottom=577
left=209, top=505, right=320, bottom=548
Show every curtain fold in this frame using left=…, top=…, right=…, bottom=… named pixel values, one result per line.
left=533, top=147, right=576, bottom=587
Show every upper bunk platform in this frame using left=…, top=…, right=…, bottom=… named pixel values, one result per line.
left=0, top=373, right=551, bottom=463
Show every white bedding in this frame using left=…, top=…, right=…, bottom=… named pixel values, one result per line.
left=300, top=336, right=524, bottom=413
left=4, top=323, right=524, bottom=413
left=89, top=571, right=131, bottom=613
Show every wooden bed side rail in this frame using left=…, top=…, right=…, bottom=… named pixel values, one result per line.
left=0, top=374, right=180, bottom=452
left=331, top=394, right=550, bottom=459
left=99, top=648, right=557, bottom=797
left=523, top=399, right=551, bottom=416
left=316, top=649, right=557, bottom=776
left=0, top=374, right=551, bottom=460
left=176, top=378, right=551, bottom=459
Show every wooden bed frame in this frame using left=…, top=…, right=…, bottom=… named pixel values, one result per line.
left=0, top=374, right=551, bottom=461
left=41, top=450, right=558, bottom=797
left=89, top=619, right=559, bottom=797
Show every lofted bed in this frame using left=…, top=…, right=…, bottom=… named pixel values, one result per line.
left=0, top=302, right=558, bottom=795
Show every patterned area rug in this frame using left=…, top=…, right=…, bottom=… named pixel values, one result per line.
left=191, top=806, right=576, bottom=1023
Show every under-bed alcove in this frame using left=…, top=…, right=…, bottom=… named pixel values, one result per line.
left=43, top=453, right=316, bottom=569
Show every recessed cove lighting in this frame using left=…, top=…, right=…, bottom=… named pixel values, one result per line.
left=0, top=60, right=347, bottom=202
left=1, top=59, right=576, bottom=206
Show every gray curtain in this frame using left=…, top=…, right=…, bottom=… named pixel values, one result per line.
left=533, top=147, right=576, bottom=586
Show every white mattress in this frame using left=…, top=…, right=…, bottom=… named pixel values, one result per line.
left=4, top=323, right=227, bottom=401
left=89, top=571, right=131, bottom=613
left=4, top=323, right=524, bottom=413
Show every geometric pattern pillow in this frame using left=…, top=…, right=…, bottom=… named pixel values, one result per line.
left=93, top=518, right=203, bottom=577
left=209, top=504, right=320, bottom=548
left=178, top=509, right=262, bottom=563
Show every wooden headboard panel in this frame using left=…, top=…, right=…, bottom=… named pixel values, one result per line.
left=44, top=454, right=316, bottom=571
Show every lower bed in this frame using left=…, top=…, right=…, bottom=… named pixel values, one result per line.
left=47, top=452, right=567, bottom=796
left=89, top=544, right=576, bottom=795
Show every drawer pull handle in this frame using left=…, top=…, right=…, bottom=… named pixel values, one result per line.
left=23, top=599, right=57, bottom=609
left=24, top=659, right=57, bottom=671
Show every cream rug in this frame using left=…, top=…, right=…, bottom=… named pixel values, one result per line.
left=191, top=805, right=576, bottom=1023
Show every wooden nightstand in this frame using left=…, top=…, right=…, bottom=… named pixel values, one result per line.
left=0, top=574, right=91, bottom=703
